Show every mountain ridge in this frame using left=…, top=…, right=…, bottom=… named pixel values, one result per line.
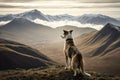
left=0, top=38, right=55, bottom=70
left=0, top=9, right=120, bottom=26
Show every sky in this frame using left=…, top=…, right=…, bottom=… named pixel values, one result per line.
left=0, top=0, right=120, bottom=18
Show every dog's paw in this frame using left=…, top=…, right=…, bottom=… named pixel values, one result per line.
left=64, top=67, right=67, bottom=70
left=68, top=66, right=72, bottom=70
left=73, top=73, right=77, bottom=76
left=84, top=72, right=91, bottom=77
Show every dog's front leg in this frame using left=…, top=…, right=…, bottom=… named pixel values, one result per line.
left=65, top=55, right=69, bottom=69
left=68, top=58, right=72, bottom=69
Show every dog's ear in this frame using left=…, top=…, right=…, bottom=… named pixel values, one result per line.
left=70, top=30, right=73, bottom=33
left=63, top=30, right=68, bottom=34
left=63, top=30, right=67, bottom=32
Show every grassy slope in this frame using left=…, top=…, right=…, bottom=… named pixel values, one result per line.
left=0, top=38, right=55, bottom=70
left=0, top=66, right=120, bottom=80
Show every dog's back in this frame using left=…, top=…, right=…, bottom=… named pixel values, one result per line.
left=71, top=52, right=82, bottom=69
left=65, top=39, right=83, bottom=68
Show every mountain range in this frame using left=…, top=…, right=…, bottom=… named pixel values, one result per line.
left=0, top=18, right=96, bottom=45
left=0, top=9, right=120, bottom=26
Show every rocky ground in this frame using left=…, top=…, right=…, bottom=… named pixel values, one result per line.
left=0, top=66, right=120, bottom=80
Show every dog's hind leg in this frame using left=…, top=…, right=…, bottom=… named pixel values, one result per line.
left=73, top=69, right=77, bottom=76
left=80, top=59, right=84, bottom=73
left=71, top=58, right=77, bottom=76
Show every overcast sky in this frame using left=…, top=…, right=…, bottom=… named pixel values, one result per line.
left=0, top=0, right=120, bottom=18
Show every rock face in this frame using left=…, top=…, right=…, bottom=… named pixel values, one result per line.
left=0, top=38, right=55, bottom=70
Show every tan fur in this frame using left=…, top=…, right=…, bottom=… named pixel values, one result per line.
left=65, top=39, right=84, bottom=76
left=61, top=30, right=91, bottom=76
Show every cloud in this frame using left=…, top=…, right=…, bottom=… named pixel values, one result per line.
left=0, top=21, right=11, bottom=26
left=0, top=4, right=21, bottom=8
left=0, top=2, right=120, bottom=9
left=75, top=0, right=120, bottom=3
left=0, top=0, right=34, bottom=2
left=71, top=3, right=120, bottom=8
left=0, top=0, right=120, bottom=3
left=0, top=1, right=119, bottom=18
left=33, top=19, right=103, bottom=30
left=0, top=3, right=39, bottom=9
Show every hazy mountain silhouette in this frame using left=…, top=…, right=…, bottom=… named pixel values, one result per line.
left=55, top=25, right=96, bottom=37
left=0, top=18, right=96, bottom=45
left=47, top=14, right=120, bottom=25
left=76, top=14, right=120, bottom=25
left=0, top=14, right=15, bottom=21
left=0, top=18, right=56, bottom=45
left=0, top=9, right=49, bottom=21
left=15, top=9, right=49, bottom=21
left=46, top=14, right=75, bottom=21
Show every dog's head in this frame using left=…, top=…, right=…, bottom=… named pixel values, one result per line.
left=61, top=30, right=73, bottom=39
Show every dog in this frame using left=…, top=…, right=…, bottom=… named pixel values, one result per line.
left=61, top=30, right=91, bottom=77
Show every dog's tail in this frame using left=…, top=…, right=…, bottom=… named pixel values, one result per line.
left=81, top=59, right=91, bottom=77
left=83, top=72, right=91, bottom=77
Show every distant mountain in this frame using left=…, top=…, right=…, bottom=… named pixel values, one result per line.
left=0, top=18, right=40, bottom=30
left=0, top=14, right=15, bottom=21
left=15, top=9, right=49, bottom=21
left=75, top=14, right=120, bottom=25
left=0, top=18, right=96, bottom=45
left=46, top=14, right=75, bottom=21
left=55, top=25, right=96, bottom=38
left=47, top=14, right=120, bottom=25
left=0, top=38, right=55, bottom=70
left=0, top=18, right=55, bottom=45
left=0, top=9, right=120, bottom=26
left=0, top=9, right=49, bottom=21
left=117, top=18, right=120, bottom=21
left=0, top=17, right=53, bottom=35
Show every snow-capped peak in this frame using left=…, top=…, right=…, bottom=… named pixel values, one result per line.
left=23, top=9, right=42, bottom=15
